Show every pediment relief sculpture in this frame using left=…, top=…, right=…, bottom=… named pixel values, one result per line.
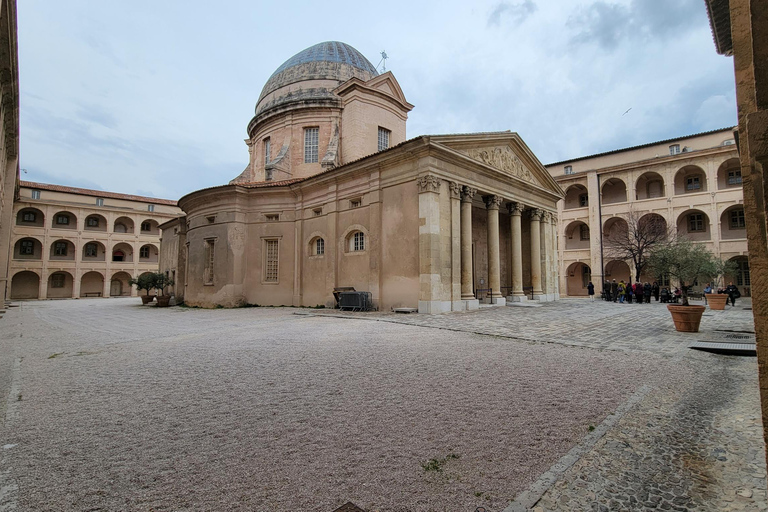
left=461, top=146, right=539, bottom=185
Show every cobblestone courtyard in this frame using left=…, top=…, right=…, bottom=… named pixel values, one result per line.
left=0, top=298, right=764, bottom=511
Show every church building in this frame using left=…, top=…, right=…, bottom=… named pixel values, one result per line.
left=161, top=41, right=564, bottom=312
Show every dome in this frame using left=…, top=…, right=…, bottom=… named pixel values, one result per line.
left=254, top=41, right=379, bottom=120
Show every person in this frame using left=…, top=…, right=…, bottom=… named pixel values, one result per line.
left=587, top=281, right=595, bottom=301
left=643, top=282, right=652, bottom=303
left=618, top=280, right=626, bottom=303
left=725, top=282, right=740, bottom=307
left=634, top=281, right=643, bottom=303
left=611, top=280, right=618, bottom=302
left=625, top=281, right=632, bottom=303
left=660, top=287, right=670, bottom=303
left=703, top=283, right=713, bottom=305
left=673, top=287, right=682, bottom=303
left=652, top=281, right=660, bottom=302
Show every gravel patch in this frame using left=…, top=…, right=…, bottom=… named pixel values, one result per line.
left=0, top=299, right=684, bottom=511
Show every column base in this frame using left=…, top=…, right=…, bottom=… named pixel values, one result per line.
left=507, top=294, right=528, bottom=302
left=489, top=297, right=506, bottom=306
left=465, top=299, right=480, bottom=310
left=533, top=293, right=558, bottom=302
left=418, top=300, right=452, bottom=314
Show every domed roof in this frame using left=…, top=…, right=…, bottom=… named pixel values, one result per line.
left=254, top=41, right=379, bottom=119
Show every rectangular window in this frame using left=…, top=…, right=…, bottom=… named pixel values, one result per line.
left=51, top=274, right=65, bottom=288
left=54, top=242, right=68, bottom=256
left=20, top=240, right=34, bottom=255
left=87, top=217, right=99, bottom=227
left=353, top=232, right=365, bottom=252
left=579, top=194, right=588, bottom=207
left=56, top=215, right=69, bottom=225
left=378, top=127, right=390, bottom=152
left=265, top=239, right=279, bottom=282
left=141, top=222, right=151, bottom=231
left=580, top=224, right=590, bottom=240
left=313, top=208, right=322, bottom=217
left=350, top=199, right=362, bottom=209
left=689, top=214, right=704, bottom=232
left=728, top=170, right=742, bottom=185
left=148, top=204, right=155, bottom=212
left=22, top=212, right=36, bottom=222
left=204, top=240, right=215, bottom=285
left=737, top=260, right=750, bottom=286
left=669, top=144, right=681, bottom=155
left=140, top=246, right=150, bottom=258
left=304, top=127, right=319, bottom=163
left=264, top=137, right=271, bottom=163
left=31, top=190, right=41, bottom=200
left=686, top=176, right=701, bottom=191
left=265, top=214, right=279, bottom=222
left=730, top=209, right=746, bottom=229
left=564, top=165, right=573, bottom=175
left=316, top=238, right=325, bottom=255
left=85, top=243, right=98, bottom=257
left=96, top=198, right=104, bottom=206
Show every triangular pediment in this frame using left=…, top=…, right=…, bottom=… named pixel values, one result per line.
left=431, top=133, right=565, bottom=198
left=334, top=71, right=414, bottom=112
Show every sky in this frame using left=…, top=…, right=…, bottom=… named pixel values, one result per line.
left=17, top=0, right=737, bottom=200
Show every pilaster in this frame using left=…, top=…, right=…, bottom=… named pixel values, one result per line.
left=418, top=175, right=451, bottom=314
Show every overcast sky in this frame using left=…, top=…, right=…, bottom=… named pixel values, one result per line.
left=17, top=0, right=736, bottom=200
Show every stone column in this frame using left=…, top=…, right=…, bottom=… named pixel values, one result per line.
left=460, top=186, right=479, bottom=310
left=540, top=211, right=552, bottom=302
left=449, top=182, right=463, bottom=311
left=530, top=208, right=544, bottom=298
left=484, top=195, right=505, bottom=305
left=508, top=202, right=525, bottom=301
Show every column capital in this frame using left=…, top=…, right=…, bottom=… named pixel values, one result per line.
left=529, top=208, right=544, bottom=221
left=417, top=174, right=442, bottom=194
left=483, top=194, right=503, bottom=210
left=460, top=186, right=477, bottom=203
left=448, top=181, right=462, bottom=199
left=508, top=201, right=525, bottom=216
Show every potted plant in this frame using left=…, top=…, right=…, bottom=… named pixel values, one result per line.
left=646, top=239, right=720, bottom=332
left=705, top=259, right=739, bottom=310
left=129, top=273, right=158, bottom=304
left=154, top=272, right=175, bottom=307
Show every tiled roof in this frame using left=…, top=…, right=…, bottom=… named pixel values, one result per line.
left=705, top=0, right=733, bottom=56
left=545, top=127, right=736, bottom=167
left=19, top=181, right=178, bottom=206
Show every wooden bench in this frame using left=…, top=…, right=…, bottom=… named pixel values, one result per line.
left=83, top=292, right=102, bottom=297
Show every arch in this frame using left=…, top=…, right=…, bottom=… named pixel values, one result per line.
left=308, top=235, right=326, bottom=256
left=16, top=207, right=44, bottom=227
left=112, top=242, right=134, bottom=262
left=84, top=213, right=107, bottom=232
left=603, top=216, right=628, bottom=240
left=563, top=184, right=588, bottom=210
left=601, top=178, right=627, bottom=204
left=604, top=260, right=631, bottom=283
left=82, top=240, right=106, bottom=261
left=80, top=271, right=105, bottom=298
left=10, top=271, right=39, bottom=299
left=716, top=158, right=742, bottom=190
left=49, top=239, right=76, bottom=261
left=110, top=271, right=133, bottom=297
left=51, top=210, right=77, bottom=230
left=139, top=219, right=159, bottom=235
left=720, top=205, right=746, bottom=240
left=13, top=237, right=43, bottom=260
left=341, top=224, right=369, bottom=253
left=676, top=209, right=711, bottom=241
left=635, top=171, right=666, bottom=200
left=564, top=220, right=590, bottom=250
left=566, top=262, right=591, bottom=296
left=638, top=213, right=668, bottom=238
left=725, top=255, right=750, bottom=297
left=114, top=216, right=135, bottom=234
left=47, top=271, right=74, bottom=299
left=138, top=243, right=159, bottom=262
left=674, top=165, right=708, bottom=195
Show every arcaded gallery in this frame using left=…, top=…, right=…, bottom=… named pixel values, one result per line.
left=161, top=42, right=564, bottom=312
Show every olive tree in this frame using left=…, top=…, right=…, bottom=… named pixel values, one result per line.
left=646, top=239, right=724, bottom=306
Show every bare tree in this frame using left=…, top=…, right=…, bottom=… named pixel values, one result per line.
left=604, top=208, right=672, bottom=282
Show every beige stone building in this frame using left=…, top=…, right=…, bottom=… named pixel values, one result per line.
left=8, top=181, right=182, bottom=299
left=161, top=41, right=564, bottom=311
left=0, top=0, right=19, bottom=301
left=545, top=128, right=747, bottom=296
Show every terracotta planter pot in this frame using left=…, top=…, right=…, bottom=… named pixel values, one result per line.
left=667, top=304, right=706, bottom=332
left=141, top=295, right=156, bottom=305
left=706, top=293, right=728, bottom=310
left=156, top=295, right=171, bottom=307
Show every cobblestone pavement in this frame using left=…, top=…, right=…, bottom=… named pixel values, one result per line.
left=0, top=297, right=764, bottom=512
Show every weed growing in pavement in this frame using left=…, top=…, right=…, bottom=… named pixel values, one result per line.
left=47, top=352, right=64, bottom=359
left=421, top=453, right=460, bottom=473
left=588, top=425, right=595, bottom=432
left=16, top=394, right=21, bottom=401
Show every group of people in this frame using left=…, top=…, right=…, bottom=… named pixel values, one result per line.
left=585, top=279, right=742, bottom=306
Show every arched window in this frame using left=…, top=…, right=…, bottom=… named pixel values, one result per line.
left=350, top=231, right=365, bottom=252
left=315, top=238, right=325, bottom=255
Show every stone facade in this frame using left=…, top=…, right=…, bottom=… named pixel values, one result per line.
left=162, top=42, right=564, bottom=312
left=8, top=182, right=182, bottom=299
left=0, top=0, right=18, bottom=301
left=545, top=128, right=747, bottom=297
